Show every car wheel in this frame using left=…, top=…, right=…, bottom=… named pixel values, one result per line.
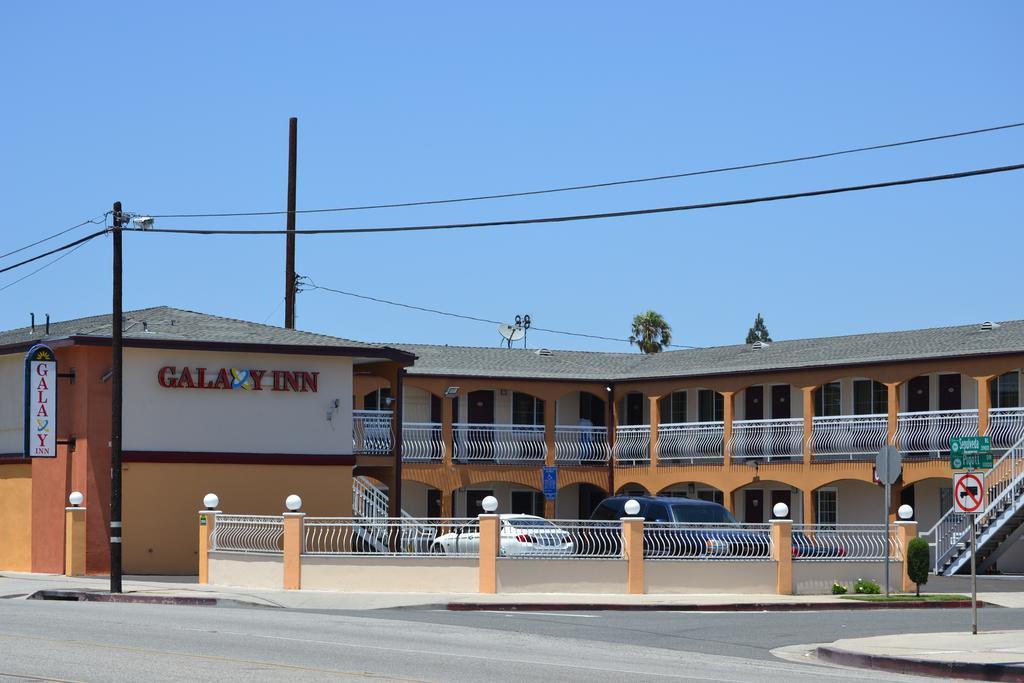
left=430, top=544, right=447, bottom=555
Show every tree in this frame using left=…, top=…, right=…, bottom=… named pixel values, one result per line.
left=746, top=312, right=771, bottom=344
left=906, top=537, right=930, bottom=596
left=629, top=310, right=672, bottom=354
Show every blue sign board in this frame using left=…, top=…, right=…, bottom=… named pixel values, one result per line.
left=542, top=466, right=557, bottom=500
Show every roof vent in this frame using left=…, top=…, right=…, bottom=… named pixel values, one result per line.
left=980, top=321, right=1001, bottom=331
left=751, top=340, right=770, bottom=350
left=535, top=348, right=554, bottom=357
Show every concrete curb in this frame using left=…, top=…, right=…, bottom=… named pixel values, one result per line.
left=27, top=590, right=273, bottom=609
left=817, top=645, right=1024, bottom=682
left=447, top=600, right=991, bottom=612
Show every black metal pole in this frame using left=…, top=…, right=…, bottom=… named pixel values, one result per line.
left=110, top=201, right=123, bottom=593
left=284, top=117, right=298, bottom=329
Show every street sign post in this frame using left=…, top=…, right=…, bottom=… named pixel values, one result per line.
left=542, top=466, right=557, bottom=501
left=875, top=445, right=902, bottom=597
left=950, top=436, right=993, bottom=470
left=953, top=471, right=985, bottom=635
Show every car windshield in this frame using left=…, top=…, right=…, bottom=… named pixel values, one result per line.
left=670, top=505, right=738, bottom=524
left=504, top=518, right=557, bottom=529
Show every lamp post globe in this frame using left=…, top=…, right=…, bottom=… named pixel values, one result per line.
left=203, top=493, right=219, bottom=510
left=623, top=499, right=641, bottom=516
left=481, top=495, right=498, bottom=513
left=772, top=502, right=789, bottom=519
left=285, top=494, right=303, bottom=512
left=898, top=504, right=914, bottom=520
left=68, top=491, right=84, bottom=507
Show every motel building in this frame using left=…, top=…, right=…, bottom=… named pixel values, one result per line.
left=2, top=306, right=1024, bottom=576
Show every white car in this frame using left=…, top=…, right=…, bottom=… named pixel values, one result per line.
left=430, top=514, right=574, bottom=556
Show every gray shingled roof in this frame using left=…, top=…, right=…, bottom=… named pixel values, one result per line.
left=392, top=320, right=1024, bottom=381
left=0, top=306, right=402, bottom=356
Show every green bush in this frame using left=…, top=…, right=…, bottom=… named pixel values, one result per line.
left=854, top=578, right=881, bottom=594
left=831, top=582, right=848, bottom=595
left=906, top=537, right=930, bottom=597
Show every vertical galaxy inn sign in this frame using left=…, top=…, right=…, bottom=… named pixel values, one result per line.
left=25, top=344, right=57, bottom=458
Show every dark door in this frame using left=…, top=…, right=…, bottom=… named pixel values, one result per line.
left=625, top=393, right=644, bottom=425
left=744, top=490, right=764, bottom=523
left=899, top=485, right=915, bottom=520
left=468, top=390, right=494, bottom=423
left=771, top=385, right=791, bottom=419
left=938, top=374, right=961, bottom=411
left=907, top=376, right=930, bottom=412
left=430, top=395, right=442, bottom=423
left=427, top=489, right=441, bottom=518
left=466, top=489, right=493, bottom=515
left=745, top=386, right=764, bottom=420
left=770, top=490, right=792, bottom=519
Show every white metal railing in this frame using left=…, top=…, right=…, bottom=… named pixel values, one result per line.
left=811, top=414, right=888, bottom=461
left=729, top=417, right=804, bottom=461
left=353, top=476, right=390, bottom=519
left=210, top=515, right=283, bottom=555
left=644, top=522, right=773, bottom=560
left=502, top=519, right=623, bottom=559
left=614, top=425, right=650, bottom=465
left=303, top=517, right=477, bottom=557
left=554, top=426, right=611, bottom=464
left=790, top=524, right=901, bottom=561
left=895, top=409, right=979, bottom=456
left=453, top=423, right=546, bottom=463
left=353, top=410, right=393, bottom=454
left=402, top=422, right=444, bottom=462
left=987, top=407, right=1024, bottom=449
left=656, top=421, right=725, bottom=464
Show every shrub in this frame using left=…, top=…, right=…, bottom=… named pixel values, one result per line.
left=854, top=578, right=881, bottom=594
left=831, top=582, right=848, bottom=595
left=906, top=537, right=930, bottom=597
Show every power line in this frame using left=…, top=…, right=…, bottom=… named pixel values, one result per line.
left=0, top=237, right=96, bottom=294
left=140, top=162, right=1024, bottom=237
left=147, top=121, right=1024, bottom=219
left=0, top=229, right=109, bottom=277
left=0, top=213, right=107, bottom=261
left=303, top=279, right=699, bottom=349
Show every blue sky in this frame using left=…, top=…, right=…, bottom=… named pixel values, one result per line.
left=1, top=3, right=1021, bottom=352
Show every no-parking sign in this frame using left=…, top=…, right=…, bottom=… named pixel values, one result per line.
left=953, top=472, right=985, bottom=514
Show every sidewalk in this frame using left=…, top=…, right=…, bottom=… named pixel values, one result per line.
left=818, top=631, right=1024, bottom=681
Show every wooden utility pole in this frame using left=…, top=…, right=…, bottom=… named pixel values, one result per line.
left=110, top=201, right=124, bottom=593
left=284, top=117, right=298, bottom=329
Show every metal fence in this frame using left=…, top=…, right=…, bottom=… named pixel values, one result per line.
left=210, top=515, right=284, bottom=555
left=614, top=425, right=651, bottom=465
left=644, top=522, right=773, bottom=560
left=790, top=524, right=901, bottom=561
left=501, top=519, right=623, bottom=559
left=304, top=517, right=478, bottom=557
left=656, top=421, right=725, bottom=464
left=810, top=414, right=887, bottom=461
left=353, top=410, right=393, bottom=454
left=554, top=426, right=611, bottom=465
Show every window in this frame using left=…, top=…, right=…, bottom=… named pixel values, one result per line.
left=853, top=380, right=888, bottom=415
left=698, top=389, right=724, bottom=422
left=511, top=491, right=544, bottom=516
left=512, top=392, right=545, bottom=425
left=696, top=489, right=725, bottom=505
left=579, top=392, right=606, bottom=426
left=990, top=372, right=1020, bottom=409
left=363, top=388, right=391, bottom=411
left=815, top=489, right=838, bottom=528
left=814, top=382, right=841, bottom=417
left=659, top=391, right=687, bottom=424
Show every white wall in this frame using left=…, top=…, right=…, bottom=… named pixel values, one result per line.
left=402, top=387, right=432, bottom=423
left=123, top=348, right=354, bottom=455
left=833, top=480, right=884, bottom=524
left=0, top=354, right=23, bottom=454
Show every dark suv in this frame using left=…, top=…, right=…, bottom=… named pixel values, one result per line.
left=588, top=496, right=770, bottom=558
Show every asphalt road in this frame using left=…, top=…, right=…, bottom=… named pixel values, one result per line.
left=1, top=599, right=1020, bottom=682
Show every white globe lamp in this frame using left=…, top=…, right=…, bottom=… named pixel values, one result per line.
left=285, top=494, right=303, bottom=512
left=68, top=491, right=84, bottom=507
left=898, top=504, right=914, bottom=520
left=772, top=502, right=789, bottom=519
left=481, top=495, right=498, bottom=513
left=203, top=493, right=219, bottom=510
left=623, top=499, right=641, bottom=516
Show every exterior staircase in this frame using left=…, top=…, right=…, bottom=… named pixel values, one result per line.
left=351, top=476, right=428, bottom=552
left=925, top=434, right=1024, bottom=575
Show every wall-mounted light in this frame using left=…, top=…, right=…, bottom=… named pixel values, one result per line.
left=445, top=386, right=460, bottom=397
left=604, top=385, right=612, bottom=393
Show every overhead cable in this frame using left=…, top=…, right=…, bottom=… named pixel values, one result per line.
left=0, top=229, right=110, bottom=277
left=0, top=239, right=97, bottom=294
left=0, top=213, right=107, bottom=261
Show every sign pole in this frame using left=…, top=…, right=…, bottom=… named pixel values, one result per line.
left=884, top=471, right=891, bottom=598
left=971, top=512, right=978, bottom=634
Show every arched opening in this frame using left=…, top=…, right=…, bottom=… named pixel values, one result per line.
left=730, top=383, right=801, bottom=463
left=555, top=391, right=610, bottom=465
left=656, top=388, right=725, bottom=463
left=809, top=376, right=889, bottom=462
left=896, top=373, right=979, bottom=458
left=452, top=481, right=544, bottom=517
left=810, top=479, right=884, bottom=526
left=453, top=389, right=546, bottom=463
left=555, top=482, right=608, bottom=519
left=401, top=387, right=444, bottom=462
left=615, top=482, right=649, bottom=496
left=401, top=480, right=444, bottom=518
left=657, top=482, right=725, bottom=507
left=732, top=480, right=803, bottom=523
left=988, top=369, right=1024, bottom=448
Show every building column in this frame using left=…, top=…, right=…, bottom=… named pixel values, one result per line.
left=441, top=396, right=454, bottom=465
left=648, top=395, right=661, bottom=467
left=885, top=382, right=902, bottom=445
left=802, top=488, right=816, bottom=526
left=975, top=375, right=994, bottom=437
left=721, top=391, right=735, bottom=467
left=801, top=386, right=815, bottom=465
left=440, top=489, right=453, bottom=519
left=544, top=398, right=557, bottom=467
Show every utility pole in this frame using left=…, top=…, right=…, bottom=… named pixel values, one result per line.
left=284, top=117, right=298, bottom=329
left=110, top=201, right=124, bottom=593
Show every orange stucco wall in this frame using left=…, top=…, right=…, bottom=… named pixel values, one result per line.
left=0, top=464, right=32, bottom=571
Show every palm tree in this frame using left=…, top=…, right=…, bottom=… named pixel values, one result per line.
left=629, top=310, right=672, bottom=353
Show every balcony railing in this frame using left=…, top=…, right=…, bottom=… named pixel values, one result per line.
left=987, top=407, right=1024, bottom=449
left=554, top=425, right=611, bottom=465
left=353, top=410, right=393, bottom=455
left=895, top=409, right=979, bottom=457
left=453, top=423, right=547, bottom=463
left=811, top=414, right=888, bottom=461
left=729, top=417, right=803, bottom=461
left=656, top=421, right=724, bottom=464
left=402, top=423, right=444, bottom=462
left=614, top=425, right=650, bottom=466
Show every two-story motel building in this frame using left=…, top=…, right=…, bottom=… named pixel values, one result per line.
left=2, top=307, right=1024, bottom=575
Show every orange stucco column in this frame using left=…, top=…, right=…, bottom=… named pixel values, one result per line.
left=648, top=396, right=661, bottom=467
left=544, top=402, right=556, bottom=467
left=975, top=375, right=994, bottom=437
left=802, top=488, right=816, bottom=526
left=772, top=519, right=793, bottom=595
left=885, top=382, right=901, bottom=445
left=721, top=391, right=735, bottom=467
left=441, top=397, right=454, bottom=465
left=896, top=521, right=918, bottom=593
left=801, top=386, right=815, bottom=465
left=622, top=517, right=645, bottom=595
left=283, top=512, right=305, bottom=590
left=197, top=510, right=219, bottom=584
left=64, top=506, right=86, bottom=577
left=478, top=514, right=499, bottom=594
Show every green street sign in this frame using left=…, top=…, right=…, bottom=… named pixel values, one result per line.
left=950, top=436, right=993, bottom=469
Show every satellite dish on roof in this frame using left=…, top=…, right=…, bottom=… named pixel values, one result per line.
left=498, top=323, right=526, bottom=347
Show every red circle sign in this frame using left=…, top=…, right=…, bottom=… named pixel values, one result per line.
left=954, top=473, right=984, bottom=513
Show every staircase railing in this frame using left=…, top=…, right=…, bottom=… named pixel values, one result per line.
left=924, top=432, right=1024, bottom=573
left=353, top=475, right=390, bottom=519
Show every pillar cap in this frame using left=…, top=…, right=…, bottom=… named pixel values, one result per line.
left=198, top=509, right=222, bottom=515
left=283, top=511, right=306, bottom=517
left=619, top=516, right=644, bottom=521
left=65, top=506, right=87, bottom=512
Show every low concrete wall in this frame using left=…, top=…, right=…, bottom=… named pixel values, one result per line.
left=793, top=561, right=904, bottom=595
left=644, top=560, right=777, bottom=594
left=208, top=551, right=283, bottom=589
left=302, top=556, right=478, bottom=593
left=496, top=559, right=627, bottom=594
